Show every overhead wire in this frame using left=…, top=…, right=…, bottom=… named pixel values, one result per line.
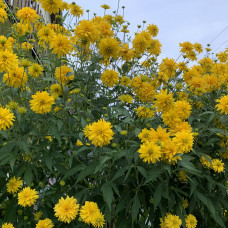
left=213, top=39, right=228, bottom=53
left=208, top=25, right=228, bottom=44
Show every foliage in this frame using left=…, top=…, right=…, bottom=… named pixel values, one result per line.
left=0, top=0, right=227, bottom=227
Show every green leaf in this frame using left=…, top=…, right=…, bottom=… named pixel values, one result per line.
left=214, top=212, right=226, bottom=227
left=101, top=182, right=113, bottom=212
left=45, top=155, right=52, bottom=171
left=137, top=166, right=148, bottom=179
left=18, top=141, right=30, bottom=154
left=144, top=167, right=162, bottom=183
left=81, top=117, right=87, bottom=128
left=195, top=191, right=215, bottom=217
left=10, top=157, right=16, bottom=171
left=179, top=160, right=200, bottom=176
left=24, top=167, right=33, bottom=186
left=63, top=165, right=85, bottom=180
left=131, top=194, right=140, bottom=221
left=76, top=165, right=94, bottom=183
left=153, top=183, right=162, bottom=210
left=111, top=167, right=127, bottom=181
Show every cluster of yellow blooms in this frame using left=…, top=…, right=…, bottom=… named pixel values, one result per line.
left=0, top=0, right=227, bottom=226
left=160, top=213, right=197, bottom=228
left=5, top=176, right=104, bottom=227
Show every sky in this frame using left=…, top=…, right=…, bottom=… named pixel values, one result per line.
left=65, top=0, right=228, bottom=60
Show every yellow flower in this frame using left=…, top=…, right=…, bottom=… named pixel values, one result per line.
left=17, top=107, right=27, bottom=114
left=8, top=101, right=18, bottom=110
left=39, top=0, right=63, bottom=14
left=138, top=142, right=162, bottom=164
left=0, top=8, right=7, bottom=23
left=30, top=91, right=55, bottom=114
left=200, top=155, right=213, bottom=169
left=37, top=25, right=56, bottom=44
left=101, top=4, right=110, bottom=10
left=0, top=50, right=18, bottom=73
left=75, top=20, right=99, bottom=44
left=7, top=177, right=23, bottom=194
left=84, top=119, right=114, bottom=147
left=34, top=211, right=42, bottom=221
left=55, top=65, right=74, bottom=85
left=18, top=187, right=39, bottom=207
left=216, top=51, right=228, bottom=63
left=2, top=223, right=14, bottom=228
left=0, top=107, right=15, bottom=131
left=70, top=88, right=81, bottom=94
left=50, top=34, right=72, bottom=58
left=216, top=95, right=228, bottom=115
left=76, top=139, right=83, bottom=146
left=162, top=141, right=180, bottom=163
left=91, top=211, right=105, bottom=228
left=45, top=136, right=52, bottom=142
left=173, top=130, right=194, bottom=153
left=120, top=130, right=128, bottom=136
left=178, top=170, right=188, bottom=182
left=80, top=201, right=100, bottom=224
left=154, top=89, right=174, bottom=112
left=70, top=3, right=83, bottom=17
left=163, top=213, right=182, bottom=228
left=119, top=43, right=134, bottom=61
left=20, top=59, right=31, bottom=68
left=98, top=37, right=120, bottom=59
left=50, top=84, right=63, bottom=97
left=146, top=24, right=159, bottom=37
left=17, top=7, right=39, bottom=24
left=182, top=198, right=188, bottom=209
left=54, top=195, right=80, bottom=223
left=119, top=94, right=133, bottom=103
left=0, top=36, right=13, bottom=51
left=132, top=32, right=150, bottom=54
left=120, top=76, right=131, bottom=87
left=179, top=41, right=194, bottom=54
left=101, top=69, right=119, bottom=87
left=36, top=218, right=54, bottom=228
left=61, top=1, right=70, bottom=10
left=212, top=159, right=224, bottom=173
left=158, top=57, right=177, bottom=81
left=185, top=214, right=197, bottom=228
left=28, top=63, right=43, bottom=78
left=149, top=126, right=169, bottom=147
left=194, top=42, right=203, bottom=53
left=174, top=100, right=192, bottom=120
left=169, top=121, right=192, bottom=136
left=147, top=39, right=162, bottom=56
left=3, top=67, right=28, bottom=88
left=138, top=128, right=153, bottom=143
left=135, top=82, right=156, bottom=103
left=98, top=21, right=114, bottom=38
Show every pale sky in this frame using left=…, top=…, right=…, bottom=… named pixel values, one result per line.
left=66, top=0, right=228, bottom=60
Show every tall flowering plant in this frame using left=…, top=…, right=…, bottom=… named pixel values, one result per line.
left=0, top=0, right=227, bottom=227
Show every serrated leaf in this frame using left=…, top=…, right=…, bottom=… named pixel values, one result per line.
left=137, top=166, right=148, bottom=179
left=111, top=167, right=127, bottom=181
left=154, top=183, right=162, bottom=210
left=131, top=194, right=140, bottom=221
left=195, top=191, right=215, bottom=217
left=76, top=165, right=94, bottom=183
left=145, top=167, right=162, bottom=183
left=63, top=165, right=85, bottom=180
left=45, top=155, right=52, bottom=171
left=101, top=182, right=113, bottom=212
left=24, top=167, right=33, bottom=186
